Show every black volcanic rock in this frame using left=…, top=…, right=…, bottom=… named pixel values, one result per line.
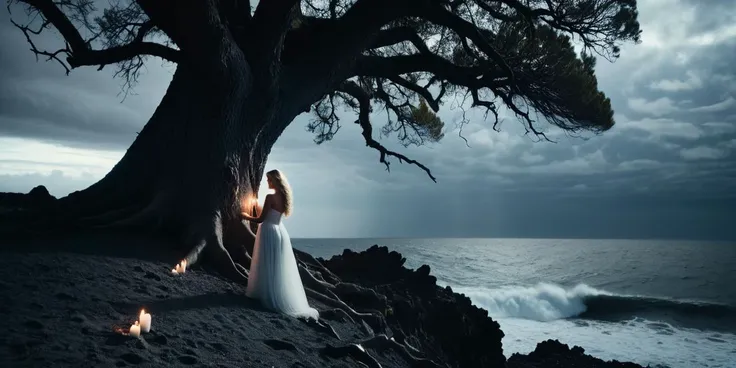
left=322, top=245, right=646, bottom=368
left=322, top=245, right=507, bottom=368
left=507, top=339, right=646, bottom=368
left=0, top=185, right=56, bottom=209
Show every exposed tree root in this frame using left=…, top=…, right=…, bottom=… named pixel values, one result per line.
left=320, top=308, right=355, bottom=324
left=321, top=343, right=382, bottom=368
left=294, top=248, right=340, bottom=283
left=360, top=335, right=443, bottom=368
left=391, top=329, right=424, bottom=357
left=183, top=238, right=209, bottom=268
left=294, top=253, right=386, bottom=332
left=305, top=287, right=385, bottom=333
left=321, top=335, right=443, bottom=368
left=301, top=317, right=341, bottom=340
left=299, top=263, right=337, bottom=291
left=222, top=220, right=254, bottom=268
left=203, top=241, right=250, bottom=285
left=234, top=263, right=249, bottom=276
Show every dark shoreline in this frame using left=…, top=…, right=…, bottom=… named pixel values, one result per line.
left=0, top=237, right=650, bottom=367
left=0, top=188, right=650, bottom=367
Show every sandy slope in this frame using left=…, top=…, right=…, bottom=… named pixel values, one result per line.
left=0, top=234, right=399, bottom=368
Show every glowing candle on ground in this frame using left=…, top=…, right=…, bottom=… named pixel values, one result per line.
left=172, top=259, right=187, bottom=274
left=139, top=309, right=152, bottom=333
left=129, top=321, right=140, bottom=337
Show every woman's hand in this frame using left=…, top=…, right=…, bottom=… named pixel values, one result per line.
left=242, top=194, right=270, bottom=224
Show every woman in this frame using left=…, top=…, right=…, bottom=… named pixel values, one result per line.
left=240, top=169, right=319, bottom=320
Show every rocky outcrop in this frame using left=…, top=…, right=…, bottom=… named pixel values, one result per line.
left=0, top=185, right=56, bottom=210
left=323, top=245, right=506, bottom=368
left=507, top=339, right=647, bottom=368
left=321, top=245, right=646, bottom=368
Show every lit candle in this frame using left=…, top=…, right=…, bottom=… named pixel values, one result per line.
left=139, top=309, right=152, bottom=333
left=129, top=321, right=140, bottom=337
left=172, top=259, right=187, bottom=274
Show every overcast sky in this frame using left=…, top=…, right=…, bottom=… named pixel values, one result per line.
left=1, top=0, right=735, bottom=240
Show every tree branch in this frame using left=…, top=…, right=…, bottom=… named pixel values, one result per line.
left=11, top=0, right=180, bottom=71
left=338, top=81, right=437, bottom=182
left=369, top=26, right=432, bottom=55
left=251, top=0, right=302, bottom=63
left=354, top=54, right=508, bottom=90
left=415, top=2, right=515, bottom=84
left=67, top=41, right=180, bottom=68
left=9, top=16, right=71, bottom=74
left=294, top=0, right=637, bottom=181
left=283, top=0, right=412, bottom=74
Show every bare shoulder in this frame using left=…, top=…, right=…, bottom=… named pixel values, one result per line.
left=266, top=193, right=285, bottom=211
left=265, top=193, right=280, bottom=205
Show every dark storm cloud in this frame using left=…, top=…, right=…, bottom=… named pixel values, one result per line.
left=0, top=13, right=173, bottom=150
left=0, top=0, right=735, bottom=240
left=680, top=0, right=736, bottom=35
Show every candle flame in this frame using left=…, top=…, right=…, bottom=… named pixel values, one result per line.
left=140, top=309, right=146, bottom=316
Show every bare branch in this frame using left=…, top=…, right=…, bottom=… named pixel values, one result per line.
left=9, top=17, right=72, bottom=74
left=9, top=0, right=180, bottom=72
left=337, top=81, right=437, bottom=183
left=354, top=54, right=507, bottom=89
left=369, top=26, right=432, bottom=54
left=416, top=2, right=516, bottom=84
left=306, top=92, right=343, bottom=144
left=387, top=76, right=439, bottom=111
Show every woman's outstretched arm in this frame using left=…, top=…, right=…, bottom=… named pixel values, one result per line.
left=241, top=195, right=272, bottom=223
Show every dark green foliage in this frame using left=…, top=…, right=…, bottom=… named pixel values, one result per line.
left=407, top=99, right=444, bottom=144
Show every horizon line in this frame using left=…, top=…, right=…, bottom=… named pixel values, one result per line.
left=291, top=236, right=736, bottom=243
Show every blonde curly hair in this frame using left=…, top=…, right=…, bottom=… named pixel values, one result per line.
left=266, top=169, right=293, bottom=217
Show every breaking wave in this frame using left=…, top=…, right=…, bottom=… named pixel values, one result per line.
left=454, top=283, right=736, bottom=331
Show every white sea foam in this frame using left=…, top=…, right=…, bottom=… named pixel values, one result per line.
left=452, top=283, right=736, bottom=368
left=499, top=317, right=736, bottom=368
left=454, top=282, right=610, bottom=321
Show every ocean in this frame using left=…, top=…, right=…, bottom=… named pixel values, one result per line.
left=292, top=238, right=736, bottom=368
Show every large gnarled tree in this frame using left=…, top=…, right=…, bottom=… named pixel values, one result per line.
left=6, top=0, right=640, bottom=331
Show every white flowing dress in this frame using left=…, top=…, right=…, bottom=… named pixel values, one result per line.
left=246, top=208, right=319, bottom=320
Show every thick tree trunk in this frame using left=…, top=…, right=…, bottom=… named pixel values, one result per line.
left=64, top=64, right=273, bottom=281
left=21, top=24, right=293, bottom=282
left=1, top=2, right=393, bottom=338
